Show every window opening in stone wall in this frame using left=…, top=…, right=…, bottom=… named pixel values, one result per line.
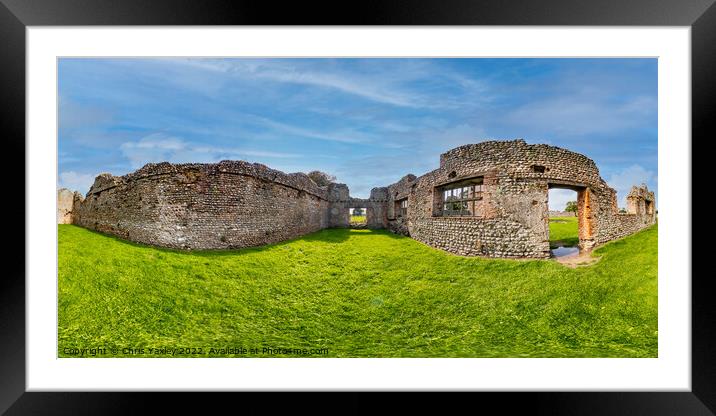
left=436, top=177, right=484, bottom=217
left=395, top=198, right=408, bottom=217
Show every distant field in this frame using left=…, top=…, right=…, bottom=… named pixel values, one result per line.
left=58, top=223, right=657, bottom=358
left=350, top=215, right=366, bottom=223
left=549, top=216, right=579, bottom=247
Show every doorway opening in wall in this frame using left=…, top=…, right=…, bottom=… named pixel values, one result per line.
left=350, top=207, right=367, bottom=227
left=645, top=199, right=654, bottom=215
left=548, top=186, right=582, bottom=258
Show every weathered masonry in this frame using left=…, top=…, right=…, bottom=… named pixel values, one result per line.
left=58, top=139, right=656, bottom=258
left=380, top=140, right=656, bottom=258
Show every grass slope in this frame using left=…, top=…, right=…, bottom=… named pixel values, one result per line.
left=549, top=216, right=579, bottom=247
left=58, top=224, right=657, bottom=358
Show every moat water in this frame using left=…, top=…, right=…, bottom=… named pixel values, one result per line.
left=551, top=246, right=580, bottom=258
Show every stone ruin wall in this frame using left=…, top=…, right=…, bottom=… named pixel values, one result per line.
left=381, top=139, right=656, bottom=258
left=596, top=184, right=656, bottom=244
left=326, top=185, right=390, bottom=230
left=57, top=188, right=77, bottom=224
left=59, top=139, right=656, bottom=258
left=69, top=160, right=346, bottom=250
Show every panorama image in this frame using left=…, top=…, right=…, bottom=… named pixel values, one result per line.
left=58, top=58, right=657, bottom=358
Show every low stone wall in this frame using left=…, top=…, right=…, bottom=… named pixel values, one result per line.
left=548, top=210, right=576, bottom=217
left=595, top=212, right=656, bottom=245
left=410, top=217, right=547, bottom=258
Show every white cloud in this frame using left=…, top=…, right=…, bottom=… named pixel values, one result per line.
left=548, top=189, right=578, bottom=211
left=258, top=67, right=427, bottom=108
left=249, top=116, right=373, bottom=144
left=606, top=164, right=657, bottom=208
left=167, top=58, right=482, bottom=109
left=58, top=171, right=97, bottom=195
left=120, top=133, right=300, bottom=168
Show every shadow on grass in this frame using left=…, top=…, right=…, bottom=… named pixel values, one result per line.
left=300, top=227, right=405, bottom=242
left=64, top=225, right=408, bottom=258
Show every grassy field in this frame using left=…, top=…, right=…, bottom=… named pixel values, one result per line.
left=549, top=216, right=579, bottom=247
left=350, top=215, right=366, bottom=223
left=58, top=223, right=657, bottom=358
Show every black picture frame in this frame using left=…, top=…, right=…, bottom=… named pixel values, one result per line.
left=1, top=0, right=709, bottom=413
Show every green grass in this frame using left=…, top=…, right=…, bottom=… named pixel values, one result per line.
left=549, top=216, right=579, bottom=247
left=58, top=223, right=657, bottom=358
left=350, top=215, right=366, bottom=223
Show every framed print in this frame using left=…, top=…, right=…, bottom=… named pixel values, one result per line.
left=2, top=0, right=711, bottom=413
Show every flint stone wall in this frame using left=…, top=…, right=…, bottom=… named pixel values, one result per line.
left=60, top=139, right=656, bottom=258
left=71, top=161, right=341, bottom=250
left=328, top=187, right=389, bottom=229
left=381, top=139, right=656, bottom=258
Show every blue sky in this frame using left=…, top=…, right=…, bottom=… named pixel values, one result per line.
left=58, top=58, right=657, bottom=210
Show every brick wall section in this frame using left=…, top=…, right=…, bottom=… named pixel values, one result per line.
left=62, top=139, right=656, bottom=257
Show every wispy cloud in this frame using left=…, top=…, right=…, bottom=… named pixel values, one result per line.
left=59, top=58, right=657, bottom=201
left=169, top=58, right=482, bottom=109
left=247, top=115, right=373, bottom=144
left=606, top=164, right=657, bottom=208
left=549, top=189, right=578, bottom=211
left=58, top=171, right=97, bottom=194
left=120, top=133, right=300, bottom=168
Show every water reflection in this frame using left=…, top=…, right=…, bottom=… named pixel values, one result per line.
left=551, top=246, right=579, bottom=258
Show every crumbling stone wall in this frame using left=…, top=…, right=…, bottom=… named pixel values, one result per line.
left=382, top=139, right=656, bottom=258
left=597, top=184, right=656, bottom=244
left=328, top=187, right=389, bottom=230
left=59, top=139, right=656, bottom=258
left=57, top=188, right=78, bottom=224
left=70, top=161, right=335, bottom=250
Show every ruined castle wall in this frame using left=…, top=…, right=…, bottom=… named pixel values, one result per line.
left=57, top=188, right=76, bottom=224
left=597, top=185, right=656, bottom=244
left=383, top=140, right=656, bottom=258
left=61, top=139, right=656, bottom=258
left=596, top=212, right=654, bottom=244
left=384, top=163, right=551, bottom=258
left=73, top=161, right=333, bottom=250
left=328, top=186, right=389, bottom=229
